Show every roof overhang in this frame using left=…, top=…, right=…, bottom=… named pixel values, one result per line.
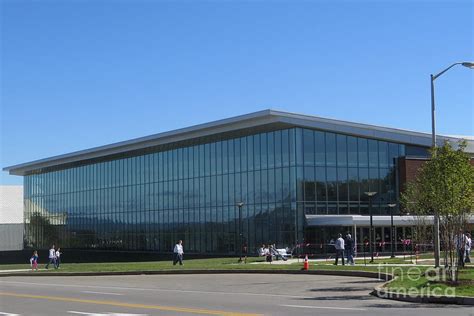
left=4, top=109, right=474, bottom=176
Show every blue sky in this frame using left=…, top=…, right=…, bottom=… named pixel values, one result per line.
left=1, top=0, right=473, bottom=185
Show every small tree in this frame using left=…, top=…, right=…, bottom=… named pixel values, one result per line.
left=401, top=141, right=474, bottom=282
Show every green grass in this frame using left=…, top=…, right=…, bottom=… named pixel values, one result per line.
left=385, top=267, right=474, bottom=297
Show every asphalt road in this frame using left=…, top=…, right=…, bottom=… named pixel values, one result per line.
left=0, top=274, right=472, bottom=316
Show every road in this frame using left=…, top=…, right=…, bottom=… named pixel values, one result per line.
left=0, top=274, right=471, bottom=316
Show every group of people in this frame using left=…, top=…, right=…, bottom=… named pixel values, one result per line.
left=456, top=230, right=472, bottom=267
left=333, top=233, right=355, bottom=266
left=257, top=244, right=287, bottom=262
left=29, top=244, right=62, bottom=271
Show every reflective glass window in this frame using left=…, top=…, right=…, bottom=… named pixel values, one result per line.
left=326, top=133, right=336, bottom=167
left=303, top=129, right=314, bottom=166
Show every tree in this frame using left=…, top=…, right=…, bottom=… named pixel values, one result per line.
left=401, top=141, right=474, bottom=282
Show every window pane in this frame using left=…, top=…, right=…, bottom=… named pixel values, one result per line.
left=348, top=136, right=358, bottom=167
left=315, top=131, right=325, bottom=166
left=326, top=133, right=336, bottom=167
left=358, top=138, right=368, bottom=168
left=368, top=140, right=378, bottom=168
left=337, top=134, right=347, bottom=167
left=303, top=129, right=314, bottom=166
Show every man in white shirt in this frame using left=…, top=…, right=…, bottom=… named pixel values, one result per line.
left=45, top=245, right=56, bottom=269
left=334, top=234, right=345, bottom=266
left=173, top=240, right=184, bottom=266
left=465, top=233, right=471, bottom=264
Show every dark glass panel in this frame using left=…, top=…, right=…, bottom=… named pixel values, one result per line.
left=281, top=129, right=290, bottom=167
left=253, top=135, right=261, bottom=170
left=326, top=133, right=336, bottom=167
left=247, top=171, right=254, bottom=204
left=216, top=141, right=222, bottom=175
left=240, top=137, right=247, bottom=172
left=379, top=141, right=389, bottom=168
left=268, top=132, right=275, bottom=168
left=388, top=143, right=399, bottom=167
left=348, top=167, right=359, bottom=202
left=228, top=140, right=234, bottom=173
left=304, top=166, right=315, bottom=202
left=303, top=129, right=315, bottom=166
left=204, top=143, right=211, bottom=177
left=247, top=135, right=254, bottom=171
left=295, top=128, right=303, bottom=166
left=348, top=136, right=358, bottom=167
left=358, top=138, right=368, bottom=168
left=260, top=133, right=268, bottom=169
left=234, top=138, right=241, bottom=173
left=210, top=142, right=216, bottom=176
left=337, top=134, right=347, bottom=167
left=326, top=167, right=337, bottom=201
left=368, top=140, right=378, bottom=168
left=337, top=167, right=348, bottom=202
left=274, top=130, right=282, bottom=168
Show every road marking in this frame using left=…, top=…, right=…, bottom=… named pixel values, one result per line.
left=0, top=313, right=20, bottom=316
left=81, top=291, right=123, bottom=296
left=0, top=281, right=310, bottom=299
left=0, top=292, right=261, bottom=316
left=280, top=304, right=368, bottom=311
left=69, top=312, right=146, bottom=315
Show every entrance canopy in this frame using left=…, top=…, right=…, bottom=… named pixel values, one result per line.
left=305, top=215, right=474, bottom=227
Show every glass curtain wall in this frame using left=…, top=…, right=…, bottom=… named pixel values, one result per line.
left=23, top=126, right=407, bottom=255
left=24, top=129, right=297, bottom=254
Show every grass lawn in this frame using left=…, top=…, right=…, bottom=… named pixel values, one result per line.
left=385, top=267, right=474, bottom=297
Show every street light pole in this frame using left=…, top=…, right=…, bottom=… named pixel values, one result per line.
left=388, top=203, right=397, bottom=258
left=237, top=202, right=244, bottom=263
left=364, top=192, right=377, bottom=263
left=430, top=61, right=474, bottom=268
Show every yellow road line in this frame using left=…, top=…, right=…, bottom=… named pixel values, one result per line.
left=0, top=292, right=262, bottom=316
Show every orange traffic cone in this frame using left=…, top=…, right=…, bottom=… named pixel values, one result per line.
left=303, top=255, right=309, bottom=270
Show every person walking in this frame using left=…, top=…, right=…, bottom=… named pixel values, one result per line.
left=173, top=240, right=184, bottom=266
left=455, top=230, right=466, bottom=267
left=465, top=232, right=471, bottom=264
left=334, top=234, right=345, bottom=265
left=45, top=245, right=56, bottom=269
left=55, top=247, right=62, bottom=269
left=30, top=250, right=39, bottom=271
left=345, top=233, right=355, bottom=265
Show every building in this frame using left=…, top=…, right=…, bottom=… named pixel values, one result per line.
left=3, top=110, right=474, bottom=255
left=0, top=185, right=24, bottom=251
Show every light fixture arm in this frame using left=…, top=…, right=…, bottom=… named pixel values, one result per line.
left=432, top=62, right=462, bottom=81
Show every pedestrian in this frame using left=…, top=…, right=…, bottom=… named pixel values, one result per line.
left=30, top=250, right=39, bottom=271
left=455, top=229, right=466, bottom=267
left=266, top=245, right=273, bottom=263
left=465, top=233, right=471, bottom=264
left=345, top=233, right=355, bottom=265
left=258, top=244, right=266, bottom=257
left=334, top=234, right=345, bottom=265
left=173, top=240, right=184, bottom=266
left=55, top=247, right=62, bottom=269
left=45, top=244, right=56, bottom=269
left=242, top=241, right=248, bottom=263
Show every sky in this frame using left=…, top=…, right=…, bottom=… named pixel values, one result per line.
left=1, top=0, right=473, bottom=185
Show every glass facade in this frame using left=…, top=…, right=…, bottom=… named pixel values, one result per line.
left=24, top=127, right=408, bottom=254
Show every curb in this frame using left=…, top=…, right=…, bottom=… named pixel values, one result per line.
left=0, top=269, right=392, bottom=280
left=371, top=277, right=474, bottom=306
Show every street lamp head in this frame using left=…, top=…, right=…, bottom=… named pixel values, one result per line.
left=461, top=62, right=474, bottom=69
left=364, top=191, right=377, bottom=197
left=236, top=202, right=244, bottom=207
